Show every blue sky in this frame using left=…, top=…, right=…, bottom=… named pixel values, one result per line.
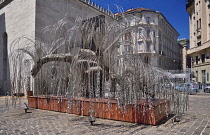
left=91, top=0, right=189, bottom=39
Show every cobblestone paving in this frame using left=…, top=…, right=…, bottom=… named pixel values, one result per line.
left=0, top=94, right=210, bottom=135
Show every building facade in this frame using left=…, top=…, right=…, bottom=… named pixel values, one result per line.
left=117, top=8, right=182, bottom=70
left=186, top=0, right=210, bottom=84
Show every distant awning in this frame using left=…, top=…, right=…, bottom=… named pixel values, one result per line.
left=173, top=73, right=187, bottom=78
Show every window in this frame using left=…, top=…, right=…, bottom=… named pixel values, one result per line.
left=202, top=70, right=206, bottom=84
left=201, top=54, right=205, bottom=63
left=197, top=41, right=201, bottom=46
left=139, top=30, right=142, bottom=37
left=209, top=14, right=210, bottom=26
left=146, top=17, right=150, bottom=23
left=144, top=57, right=149, bottom=63
left=117, top=60, right=120, bottom=66
left=146, top=41, right=150, bottom=51
left=125, top=32, right=131, bottom=41
left=199, top=19, right=201, bottom=29
left=207, top=73, right=209, bottom=81
left=137, top=41, right=143, bottom=51
left=125, top=45, right=132, bottom=52
left=197, top=20, right=199, bottom=29
left=147, top=29, right=150, bottom=37
left=196, top=3, right=198, bottom=13
left=196, top=19, right=201, bottom=30
left=196, top=71, right=198, bottom=82
left=196, top=56, right=199, bottom=64
left=207, top=52, right=210, bottom=59
left=209, top=13, right=210, bottom=21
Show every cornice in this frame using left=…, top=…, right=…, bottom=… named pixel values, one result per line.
left=0, top=0, right=13, bottom=9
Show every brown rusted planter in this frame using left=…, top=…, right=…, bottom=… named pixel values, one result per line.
left=60, top=99, right=67, bottom=113
left=27, top=91, right=33, bottom=96
left=28, top=96, right=170, bottom=125
left=37, top=96, right=51, bottom=110
left=28, top=96, right=38, bottom=108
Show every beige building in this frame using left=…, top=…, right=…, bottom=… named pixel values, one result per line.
left=117, top=8, right=182, bottom=70
left=186, top=0, right=210, bottom=84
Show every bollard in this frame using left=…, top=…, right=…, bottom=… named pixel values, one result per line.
left=88, top=110, right=96, bottom=126
left=24, top=103, right=29, bottom=113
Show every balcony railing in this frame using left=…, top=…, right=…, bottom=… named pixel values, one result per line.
left=137, top=50, right=154, bottom=53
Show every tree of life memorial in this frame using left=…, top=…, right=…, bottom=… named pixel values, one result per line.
left=8, top=14, right=188, bottom=125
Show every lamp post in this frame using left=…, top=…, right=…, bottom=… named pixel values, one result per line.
left=191, top=57, right=193, bottom=81
left=186, top=66, right=191, bottom=83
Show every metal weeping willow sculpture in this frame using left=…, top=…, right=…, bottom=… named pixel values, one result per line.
left=8, top=14, right=188, bottom=125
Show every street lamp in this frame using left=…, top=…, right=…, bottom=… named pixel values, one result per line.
left=173, top=59, right=176, bottom=70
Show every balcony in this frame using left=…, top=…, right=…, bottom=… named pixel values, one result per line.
left=137, top=50, right=155, bottom=54
left=193, top=61, right=210, bottom=68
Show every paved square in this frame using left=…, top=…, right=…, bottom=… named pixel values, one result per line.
left=0, top=94, right=210, bottom=135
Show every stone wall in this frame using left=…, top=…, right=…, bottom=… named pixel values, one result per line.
left=0, top=0, right=116, bottom=95
left=35, top=0, right=114, bottom=39
left=0, top=0, right=36, bottom=95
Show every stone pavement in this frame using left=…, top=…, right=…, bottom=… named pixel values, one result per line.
left=0, top=95, right=209, bottom=135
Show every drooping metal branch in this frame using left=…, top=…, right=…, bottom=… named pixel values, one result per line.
left=31, top=49, right=97, bottom=77
left=31, top=53, right=73, bottom=77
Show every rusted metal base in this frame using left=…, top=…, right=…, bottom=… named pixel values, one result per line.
left=28, top=96, right=170, bottom=125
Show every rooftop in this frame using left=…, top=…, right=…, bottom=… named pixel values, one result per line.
left=115, top=7, right=179, bottom=36
left=115, top=7, right=156, bottom=16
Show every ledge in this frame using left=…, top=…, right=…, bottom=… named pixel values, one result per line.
left=187, top=40, right=210, bottom=55
left=192, top=62, right=210, bottom=68
left=0, top=0, right=13, bottom=9
left=78, top=0, right=117, bottom=20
